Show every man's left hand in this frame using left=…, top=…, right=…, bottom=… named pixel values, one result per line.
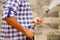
left=32, top=17, right=43, bottom=24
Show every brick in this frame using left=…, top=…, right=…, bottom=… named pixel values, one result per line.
left=58, top=25, right=60, bottom=29
left=46, top=11, right=59, bottom=17
left=43, top=17, right=58, bottom=23
left=31, top=9, right=39, bottom=17
left=59, top=12, right=60, bottom=17
left=49, top=6, right=60, bottom=13
left=29, top=0, right=38, bottom=6
left=47, top=35, right=60, bottom=40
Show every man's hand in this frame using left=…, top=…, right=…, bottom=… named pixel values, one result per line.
left=25, top=29, right=34, bottom=39
left=32, top=17, right=43, bottom=24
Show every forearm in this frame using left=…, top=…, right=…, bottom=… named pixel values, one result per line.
left=4, top=16, right=27, bottom=35
left=4, top=16, right=34, bottom=38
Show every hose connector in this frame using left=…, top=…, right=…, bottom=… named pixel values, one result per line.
left=45, top=9, right=50, bottom=13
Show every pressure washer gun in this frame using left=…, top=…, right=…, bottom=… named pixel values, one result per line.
left=29, top=8, right=50, bottom=29
left=26, top=9, right=50, bottom=40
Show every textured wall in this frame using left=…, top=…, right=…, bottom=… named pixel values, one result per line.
left=0, top=1, right=2, bottom=27
left=29, top=0, right=60, bottom=40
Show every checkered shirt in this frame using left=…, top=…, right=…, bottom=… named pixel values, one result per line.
left=0, top=0, right=33, bottom=40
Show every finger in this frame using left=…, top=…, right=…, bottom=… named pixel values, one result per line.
left=32, top=20, right=36, bottom=23
left=37, top=18, right=43, bottom=23
left=32, top=19, right=38, bottom=23
left=28, top=29, right=34, bottom=34
left=39, top=19, right=43, bottom=23
left=29, top=29, right=34, bottom=32
left=36, top=19, right=39, bottom=22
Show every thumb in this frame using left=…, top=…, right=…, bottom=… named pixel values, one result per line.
left=32, top=19, right=38, bottom=23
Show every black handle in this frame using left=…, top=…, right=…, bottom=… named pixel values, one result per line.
left=26, top=25, right=36, bottom=40
left=26, top=36, right=34, bottom=40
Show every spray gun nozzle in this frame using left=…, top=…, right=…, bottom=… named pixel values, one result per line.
left=45, top=9, right=50, bottom=13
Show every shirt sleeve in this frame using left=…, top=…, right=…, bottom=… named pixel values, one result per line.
left=2, top=0, right=19, bottom=19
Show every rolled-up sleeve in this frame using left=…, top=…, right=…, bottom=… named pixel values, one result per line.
left=2, top=0, right=19, bottom=19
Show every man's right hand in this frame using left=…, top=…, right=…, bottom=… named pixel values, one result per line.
left=25, top=29, right=34, bottom=39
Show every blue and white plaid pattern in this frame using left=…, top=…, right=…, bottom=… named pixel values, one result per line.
left=0, top=0, right=33, bottom=40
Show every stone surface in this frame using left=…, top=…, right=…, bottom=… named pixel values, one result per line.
left=0, top=1, right=2, bottom=27
left=47, top=35, right=60, bottom=40
left=29, top=0, right=60, bottom=40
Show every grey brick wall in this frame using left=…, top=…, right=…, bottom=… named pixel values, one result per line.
left=29, top=0, right=60, bottom=40
left=0, top=1, right=2, bottom=27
